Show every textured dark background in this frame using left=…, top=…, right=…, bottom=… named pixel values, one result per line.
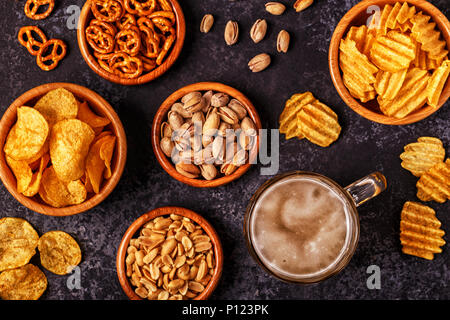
left=0, top=0, right=449, bottom=300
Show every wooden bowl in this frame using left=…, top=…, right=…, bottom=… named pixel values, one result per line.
left=151, top=82, right=262, bottom=188
left=116, top=206, right=224, bottom=300
left=0, top=82, right=127, bottom=216
left=77, top=0, right=186, bottom=86
left=329, top=0, right=450, bottom=125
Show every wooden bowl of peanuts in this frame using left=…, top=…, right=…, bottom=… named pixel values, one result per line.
left=77, top=0, right=186, bottom=85
left=116, top=206, right=224, bottom=300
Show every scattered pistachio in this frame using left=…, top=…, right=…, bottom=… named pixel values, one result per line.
left=248, top=53, right=271, bottom=72
left=200, top=14, right=214, bottom=33
left=265, top=2, right=286, bottom=15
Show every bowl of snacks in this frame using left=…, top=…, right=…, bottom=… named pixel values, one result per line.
left=329, top=0, right=450, bottom=125
left=77, top=0, right=186, bottom=85
left=0, top=83, right=127, bottom=216
left=151, top=82, right=262, bottom=188
left=116, top=206, right=223, bottom=300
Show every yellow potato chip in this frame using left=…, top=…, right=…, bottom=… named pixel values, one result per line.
left=411, top=12, right=448, bottom=61
left=39, top=166, right=87, bottom=208
left=369, top=3, right=392, bottom=36
left=25, top=141, right=49, bottom=171
left=6, top=156, right=33, bottom=194
left=4, top=107, right=49, bottom=161
left=50, top=119, right=95, bottom=182
left=38, top=231, right=82, bottom=275
left=279, top=92, right=317, bottom=139
left=400, top=137, right=445, bottom=177
left=374, top=68, right=407, bottom=100
left=0, top=264, right=47, bottom=300
left=0, top=217, right=39, bottom=272
left=426, top=60, right=450, bottom=108
left=339, top=38, right=378, bottom=102
left=83, top=171, right=94, bottom=193
left=296, top=101, right=341, bottom=147
left=22, top=154, right=50, bottom=197
left=345, top=25, right=368, bottom=53
left=385, top=2, right=401, bottom=30
left=400, top=201, right=445, bottom=260
left=396, top=2, right=416, bottom=25
left=416, top=159, right=450, bottom=203
left=378, top=68, right=430, bottom=118
left=370, top=30, right=416, bottom=73
left=34, top=88, right=78, bottom=127
left=100, top=135, right=116, bottom=180
left=77, top=101, right=110, bottom=129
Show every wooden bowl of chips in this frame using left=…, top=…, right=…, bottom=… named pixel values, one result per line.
left=329, top=0, right=450, bottom=125
left=0, top=82, right=127, bottom=216
left=77, top=0, right=186, bottom=86
left=116, top=206, right=224, bottom=300
left=151, top=82, right=262, bottom=188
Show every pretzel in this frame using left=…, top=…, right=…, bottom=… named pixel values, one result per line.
left=109, top=52, right=143, bottom=78
left=91, top=0, right=124, bottom=22
left=86, top=25, right=115, bottom=53
left=157, top=0, right=172, bottom=11
left=156, top=32, right=175, bottom=65
left=90, top=19, right=117, bottom=37
left=116, top=13, right=137, bottom=30
left=152, top=17, right=174, bottom=33
left=124, top=0, right=156, bottom=16
left=94, top=52, right=115, bottom=73
left=115, top=29, right=142, bottom=56
left=148, top=10, right=175, bottom=25
left=139, top=25, right=159, bottom=58
left=18, top=26, right=48, bottom=56
left=139, top=54, right=157, bottom=71
left=24, top=0, right=55, bottom=20
left=36, top=39, right=67, bottom=71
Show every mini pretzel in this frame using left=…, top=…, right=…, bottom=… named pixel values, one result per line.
left=91, top=0, right=124, bottom=22
left=157, top=0, right=172, bottom=12
left=116, top=13, right=137, bottom=30
left=139, top=25, right=159, bottom=58
left=24, top=0, right=55, bottom=20
left=115, top=29, right=141, bottom=56
left=86, top=25, right=115, bottom=53
left=90, top=19, right=117, bottom=37
left=36, top=39, right=67, bottom=71
left=152, top=17, right=174, bottom=33
left=109, top=52, right=143, bottom=78
left=156, top=32, right=175, bottom=65
left=148, top=11, right=175, bottom=25
left=94, top=52, right=115, bottom=73
left=139, top=54, right=156, bottom=71
left=124, top=0, right=156, bottom=16
left=18, top=26, right=48, bottom=56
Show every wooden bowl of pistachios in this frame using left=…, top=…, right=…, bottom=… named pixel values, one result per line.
left=151, top=82, right=262, bottom=188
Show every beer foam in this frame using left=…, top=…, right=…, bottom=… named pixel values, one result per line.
left=250, top=176, right=350, bottom=278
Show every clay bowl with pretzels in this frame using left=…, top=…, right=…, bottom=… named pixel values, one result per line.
left=152, top=82, right=262, bottom=188
left=0, top=83, right=127, bottom=216
left=116, top=206, right=224, bottom=300
left=329, top=0, right=450, bottom=125
left=77, top=0, right=186, bottom=85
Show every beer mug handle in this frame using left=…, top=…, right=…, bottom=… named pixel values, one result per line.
left=344, top=172, right=387, bottom=207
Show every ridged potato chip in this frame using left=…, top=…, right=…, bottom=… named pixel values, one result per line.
left=374, top=68, right=407, bottom=100
left=34, top=88, right=78, bottom=127
left=50, top=119, right=95, bottom=182
left=0, top=264, right=47, bottom=300
left=39, top=166, right=87, bottom=208
left=370, top=30, right=416, bottom=73
left=279, top=92, right=317, bottom=139
left=400, top=137, right=445, bottom=177
left=0, top=217, right=39, bottom=272
left=426, top=60, right=450, bottom=108
left=38, top=231, right=82, bottom=275
left=4, top=107, right=49, bottom=161
left=400, top=201, right=445, bottom=260
left=296, top=101, right=341, bottom=147
left=77, top=101, right=110, bottom=130
left=378, top=68, right=430, bottom=118
left=411, top=12, right=448, bottom=61
left=339, top=38, right=378, bottom=102
left=416, top=159, right=450, bottom=203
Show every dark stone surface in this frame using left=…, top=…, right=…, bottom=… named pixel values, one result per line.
left=0, top=0, right=449, bottom=300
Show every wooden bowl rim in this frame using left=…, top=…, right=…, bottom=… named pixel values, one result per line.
left=329, top=0, right=450, bottom=125
left=0, top=82, right=127, bottom=216
left=116, top=206, right=224, bottom=300
left=77, top=0, right=186, bottom=86
left=151, top=82, right=262, bottom=188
